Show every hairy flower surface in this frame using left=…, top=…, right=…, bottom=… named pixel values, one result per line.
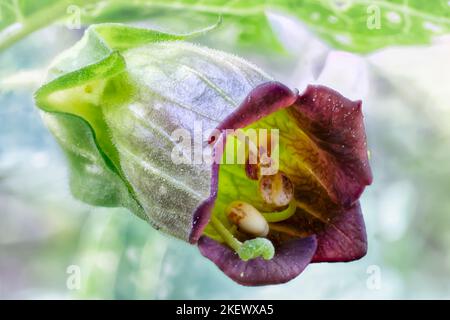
left=35, top=24, right=372, bottom=286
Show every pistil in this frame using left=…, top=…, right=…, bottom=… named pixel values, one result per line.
left=209, top=215, right=274, bottom=261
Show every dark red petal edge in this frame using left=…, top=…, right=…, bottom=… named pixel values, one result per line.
left=215, top=82, right=299, bottom=132
left=198, top=235, right=317, bottom=286
left=312, top=201, right=367, bottom=263
left=293, top=85, right=373, bottom=207
left=189, top=140, right=222, bottom=244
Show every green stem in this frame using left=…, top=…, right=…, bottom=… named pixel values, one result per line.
left=261, top=201, right=296, bottom=222
left=0, top=0, right=88, bottom=52
left=210, top=215, right=242, bottom=251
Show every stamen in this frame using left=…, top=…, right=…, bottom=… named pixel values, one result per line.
left=244, top=131, right=276, bottom=180
left=245, top=155, right=260, bottom=180
left=261, top=201, right=296, bottom=222
left=226, top=201, right=269, bottom=237
left=259, top=172, right=294, bottom=207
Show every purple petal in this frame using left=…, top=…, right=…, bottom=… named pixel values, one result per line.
left=198, top=235, right=317, bottom=286
left=215, top=81, right=298, bottom=132
left=312, top=202, right=367, bottom=262
left=292, top=85, right=373, bottom=207
left=190, top=82, right=372, bottom=284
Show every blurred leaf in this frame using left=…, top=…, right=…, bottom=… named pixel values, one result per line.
left=0, top=68, right=45, bottom=92
left=0, top=0, right=284, bottom=53
left=73, top=208, right=168, bottom=299
left=0, top=0, right=75, bottom=51
left=280, top=0, right=450, bottom=53
left=1, top=0, right=449, bottom=53
left=78, top=2, right=286, bottom=53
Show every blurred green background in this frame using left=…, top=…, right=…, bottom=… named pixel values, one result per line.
left=1, top=0, right=450, bottom=299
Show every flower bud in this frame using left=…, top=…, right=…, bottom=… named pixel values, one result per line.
left=226, top=201, right=269, bottom=237
left=259, top=172, right=294, bottom=207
